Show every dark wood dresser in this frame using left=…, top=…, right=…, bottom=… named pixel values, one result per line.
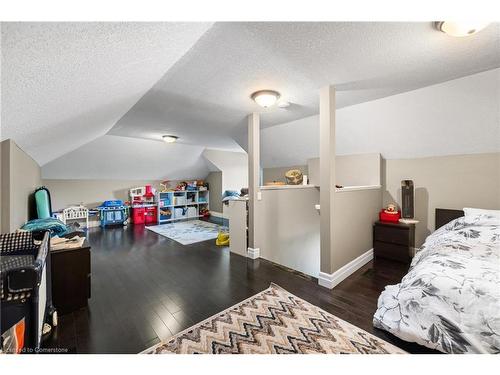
left=373, top=221, right=415, bottom=264
left=50, top=241, right=91, bottom=315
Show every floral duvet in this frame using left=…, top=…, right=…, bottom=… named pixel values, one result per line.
left=373, top=214, right=500, bottom=354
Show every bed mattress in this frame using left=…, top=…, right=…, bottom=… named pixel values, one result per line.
left=373, top=214, right=500, bottom=354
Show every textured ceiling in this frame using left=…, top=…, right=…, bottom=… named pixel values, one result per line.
left=2, top=22, right=499, bottom=179
left=1, top=22, right=213, bottom=164
left=111, top=22, right=500, bottom=149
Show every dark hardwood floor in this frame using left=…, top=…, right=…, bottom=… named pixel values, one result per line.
left=43, top=222, right=435, bottom=354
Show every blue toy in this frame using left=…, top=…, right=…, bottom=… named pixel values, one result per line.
left=97, top=203, right=129, bottom=228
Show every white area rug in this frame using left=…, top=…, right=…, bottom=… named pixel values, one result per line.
left=146, top=220, right=223, bottom=245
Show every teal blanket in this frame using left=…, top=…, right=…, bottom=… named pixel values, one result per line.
left=21, top=218, right=69, bottom=237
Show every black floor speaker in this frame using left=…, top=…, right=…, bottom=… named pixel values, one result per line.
left=401, top=180, right=414, bottom=219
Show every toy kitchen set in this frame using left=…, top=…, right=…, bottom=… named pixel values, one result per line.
left=130, top=185, right=158, bottom=225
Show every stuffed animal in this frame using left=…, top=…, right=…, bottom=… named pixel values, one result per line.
left=384, top=203, right=398, bottom=214
left=160, top=180, right=171, bottom=192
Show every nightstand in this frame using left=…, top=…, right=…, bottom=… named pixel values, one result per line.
left=51, top=241, right=91, bottom=315
left=373, top=221, right=415, bottom=264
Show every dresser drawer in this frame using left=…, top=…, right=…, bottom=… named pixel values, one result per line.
left=374, top=241, right=411, bottom=263
left=374, top=225, right=410, bottom=246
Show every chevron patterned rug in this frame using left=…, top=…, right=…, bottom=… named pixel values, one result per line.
left=144, top=284, right=405, bottom=354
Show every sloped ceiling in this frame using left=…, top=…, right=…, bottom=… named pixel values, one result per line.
left=111, top=22, right=500, bottom=147
left=1, top=22, right=213, bottom=165
left=41, top=135, right=211, bottom=180
left=260, top=68, right=500, bottom=168
left=1, top=22, right=499, bottom=180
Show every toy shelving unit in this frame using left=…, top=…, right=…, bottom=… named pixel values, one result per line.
left=157, top=189, right=209, bottom=224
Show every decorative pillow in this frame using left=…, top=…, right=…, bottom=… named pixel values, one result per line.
left=463, top=207, right=500, bottom=218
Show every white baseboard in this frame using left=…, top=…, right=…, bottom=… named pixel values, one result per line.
left=318, top=248, right=373, bottom=289
left=247, top=247, right=260, bottom=259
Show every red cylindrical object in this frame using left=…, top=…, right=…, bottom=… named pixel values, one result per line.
left=132, top=207, right=146, bottom=224
left=379, top=209, right=401, bottom=223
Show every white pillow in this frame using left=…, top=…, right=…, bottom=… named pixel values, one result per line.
left=463, top=207, right=500, bottom=218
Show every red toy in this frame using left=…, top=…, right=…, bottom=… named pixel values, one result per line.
left=379, top=203, right=401, bottom=222
left=379, top=209, right=401, bottom=222
left=144, top=206, right=157, bottom=225
left=132, top=206, right=146, bottom=224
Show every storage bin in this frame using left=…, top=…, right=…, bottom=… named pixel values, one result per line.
left=159, top=209, right=172, bottom=221
left=160, top=198, right=170, bottom=207
left=174, top=207, right=186, bottom=219
left=174, top=196, right=187, bottom=205
left=187, top=207, right=197, bottom=218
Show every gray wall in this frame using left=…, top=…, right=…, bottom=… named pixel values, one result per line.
left=42, top=178, right=212, bottom=211
left=0, top=141, right=9, bottom=232
left=1, top=139, right=42, bottom=232
left=255, top=187, right=320, bottom=277
left=382, top=152, right=500, bottom=246
left=332, top=188, right=381, bottom=272
left=262, top=165, right=308, bottom=185
left=42, top=179, right=163, bottom=210
left=308, top=153, right=381, bottom=187
left=205, top=171, right=222, bottom=213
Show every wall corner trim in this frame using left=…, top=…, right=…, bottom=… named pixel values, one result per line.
left=318, top=248, right=374, bottom=289
left=247, top=247, right=260, bottom=259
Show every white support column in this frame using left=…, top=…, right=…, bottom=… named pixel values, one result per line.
left=319, top=85, right=336, bottom=287
left=247, top=113, right=260, bottom=259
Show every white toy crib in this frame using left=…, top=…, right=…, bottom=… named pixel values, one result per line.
left=61, top=205, right=89, bottom=229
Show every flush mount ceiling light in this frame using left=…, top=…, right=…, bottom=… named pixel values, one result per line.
left=251, top=90, right=281, bottom=108
left=162, top=135, right=178, bottom=143
left=435, top=21, right=490, bottom=37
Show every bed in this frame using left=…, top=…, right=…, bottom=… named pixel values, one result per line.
left=373, top=208, right=500, bottom=354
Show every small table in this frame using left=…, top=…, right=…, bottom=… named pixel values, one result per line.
left=51, top=240, right=91, bottom=315
left=373, top=220, right=416, bottom=264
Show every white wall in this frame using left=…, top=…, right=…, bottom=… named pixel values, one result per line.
left=260, top=68, right=500, bottom=166
left=260, top=116, right=319, bottom=168
left=202, top=149, right=248, bottom=192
